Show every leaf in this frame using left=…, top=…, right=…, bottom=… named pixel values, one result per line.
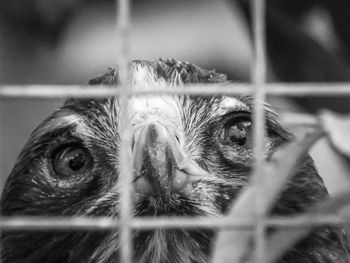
left=319, top=110, right=350, bottom=159
left=212, top=131, right=323, bottom=263
left=258, top=111, right=350, bottom=263
left=266, top=191, right=350, bottom=263
left=318, top=110, right=350, bottom=185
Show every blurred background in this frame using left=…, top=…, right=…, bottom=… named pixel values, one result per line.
left=1, top=0, right=350, bottom=193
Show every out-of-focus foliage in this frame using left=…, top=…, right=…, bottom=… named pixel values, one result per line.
left=237, top=0, right=350, bottom=112
left=0, top=0, right=82, bottom=44
left=320, top=111, right=350, bottom=159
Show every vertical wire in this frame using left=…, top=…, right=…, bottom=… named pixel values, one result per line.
left=251, top=0, right=267, bottom=262
left=0, top=57, right=2, bottom=263
left=0, top=34, right=3, bottom=263
left=116, top=0, right=132, bottom=263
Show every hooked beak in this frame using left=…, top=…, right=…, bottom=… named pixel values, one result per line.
left=132, top=122, right=209, bottom=201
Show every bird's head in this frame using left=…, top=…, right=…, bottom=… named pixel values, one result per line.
left=1, top=59, right=334, bottom=263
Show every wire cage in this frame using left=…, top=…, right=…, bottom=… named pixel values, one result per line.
left=1, top=0, right=350, bottom=263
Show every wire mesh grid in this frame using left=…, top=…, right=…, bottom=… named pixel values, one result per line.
left=0, top=0, right=350, bottom=263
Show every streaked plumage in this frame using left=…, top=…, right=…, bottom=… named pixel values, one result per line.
left=1, top=59, right=349, bottom=263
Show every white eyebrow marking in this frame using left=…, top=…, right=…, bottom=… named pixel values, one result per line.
left=31, top=109, right=90, bottom=140
left=212, top=96, right=250, bottom=118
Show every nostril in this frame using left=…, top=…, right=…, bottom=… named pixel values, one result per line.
left=175, top=134, right=180, bottom=144
left=131, top=136, right=135, bottom=151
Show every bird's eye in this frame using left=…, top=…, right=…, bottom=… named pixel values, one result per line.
left=52, top=144, right=93, bottom=177
left=220, top=113, right=252, bottom=146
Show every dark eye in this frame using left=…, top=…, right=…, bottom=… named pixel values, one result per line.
left=220, top=113, right=252, bottom=146
left=52, top=144, right=93, bottom=177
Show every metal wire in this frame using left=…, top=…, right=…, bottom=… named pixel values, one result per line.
left=116, top=0, right=132, bottom=263
left=251, top=0, right=267, bottom=262
left=0, top=214, right=348, bottom=230
left=1, top=83, right=350, bottom=98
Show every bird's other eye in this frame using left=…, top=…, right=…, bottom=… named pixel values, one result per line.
left=52, top=144, right=93, bottom=177
left=220, top=112, right=252, bottom=146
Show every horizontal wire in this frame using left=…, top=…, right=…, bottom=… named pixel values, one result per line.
left=0, top=85, right=326, bottom=126
left=133, top=214, right=347, bottom=229
left=0, top=214, right=347, bottom=231
left=1, top=83, right=350, bottom=98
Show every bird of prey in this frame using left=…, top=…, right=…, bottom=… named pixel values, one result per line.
left=1, top=59, right=349, bottom=263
